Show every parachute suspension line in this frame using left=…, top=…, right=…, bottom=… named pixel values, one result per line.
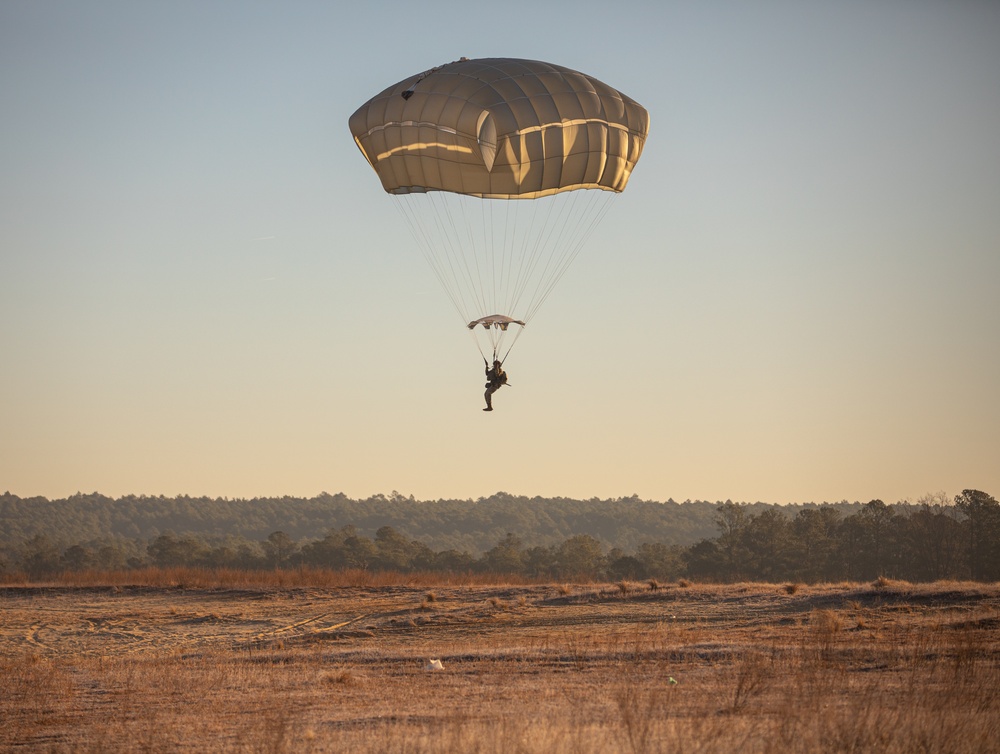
left=494, top=198, right=511, bottom=320
left=529, top=191, right=615, bottom=316
left=471, top=323, right=512, bottom=367
left=392, top=187, right=613, bottom=363
left=469, top=326, right=488, bottom=363
left=457, top=192, right=489, bottom=318
left=392, top=196, right=467, bottom=322
left=513, top=197, right=544, bottom=315
left=525, top=190, right=611, bottom=322
left=466, top=320, right=515, bottom=364
left=434, top=191, right=487, bottom=320
left=523, top=189, right=617, bottom=323
left=482, top=196, right=497, bottom=316
left=524, top=189, right=585, bottom=308
left=393, top=195, right=461, bottom=311
left=500, top=198, right=514, bottom=317
left=504, top=198, right=523, bottom=318
left=505, top=193, right=558, bottom=320
left=507, top=189, right=580, bottom=321
left=498, top=322, right=525, bottom=365
left=499, top=197, right=528, bottom=317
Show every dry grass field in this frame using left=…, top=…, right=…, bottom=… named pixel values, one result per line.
left=1, top=576, right=998, bottom=753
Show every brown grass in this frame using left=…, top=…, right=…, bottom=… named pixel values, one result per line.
left=0, top=566, right=548, bottom=589
left=1, top=579, right=998, bottom=752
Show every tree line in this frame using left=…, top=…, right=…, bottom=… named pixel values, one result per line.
left=3, top=490, right=997, bottom=583
left=0, top=491, right=732, bottom=554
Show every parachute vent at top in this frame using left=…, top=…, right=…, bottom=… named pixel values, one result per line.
left=348, top=57, right=650, bottom=200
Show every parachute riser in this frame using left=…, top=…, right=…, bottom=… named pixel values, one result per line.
left=470, top=320, right=524, bottom=366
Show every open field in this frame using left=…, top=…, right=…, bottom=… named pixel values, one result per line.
left=2, top=578, right=999, bottom=752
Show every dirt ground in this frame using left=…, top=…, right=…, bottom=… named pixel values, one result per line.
left=2, top=580, right=999, bottom=752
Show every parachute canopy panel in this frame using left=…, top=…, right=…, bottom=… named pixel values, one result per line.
left=349, top=57, right=650, bottom=199
left=467, top=314, right=526, bottom=331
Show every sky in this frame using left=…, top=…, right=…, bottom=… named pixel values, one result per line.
left=2, top=1, right=998, bottom=505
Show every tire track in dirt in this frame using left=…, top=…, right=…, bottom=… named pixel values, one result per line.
left=25, top=624, right=45, bottom=650
left=239, top=612, right=371, bottom=649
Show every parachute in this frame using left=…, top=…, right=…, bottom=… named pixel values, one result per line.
left=349, top=57, right=649, bottom=362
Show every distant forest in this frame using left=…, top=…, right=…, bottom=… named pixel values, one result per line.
left=1, top=489, right=998, bottom=583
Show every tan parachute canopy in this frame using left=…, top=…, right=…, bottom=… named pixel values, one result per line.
left=349, top=57, right=649, bottom=199
left=467, top=314, right=526, bottom=331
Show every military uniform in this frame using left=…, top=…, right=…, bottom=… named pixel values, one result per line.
left=483, top=360, right=507, bottom=411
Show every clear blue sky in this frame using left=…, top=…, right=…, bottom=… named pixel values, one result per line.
left=2, top=1, right=998, bottom=504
